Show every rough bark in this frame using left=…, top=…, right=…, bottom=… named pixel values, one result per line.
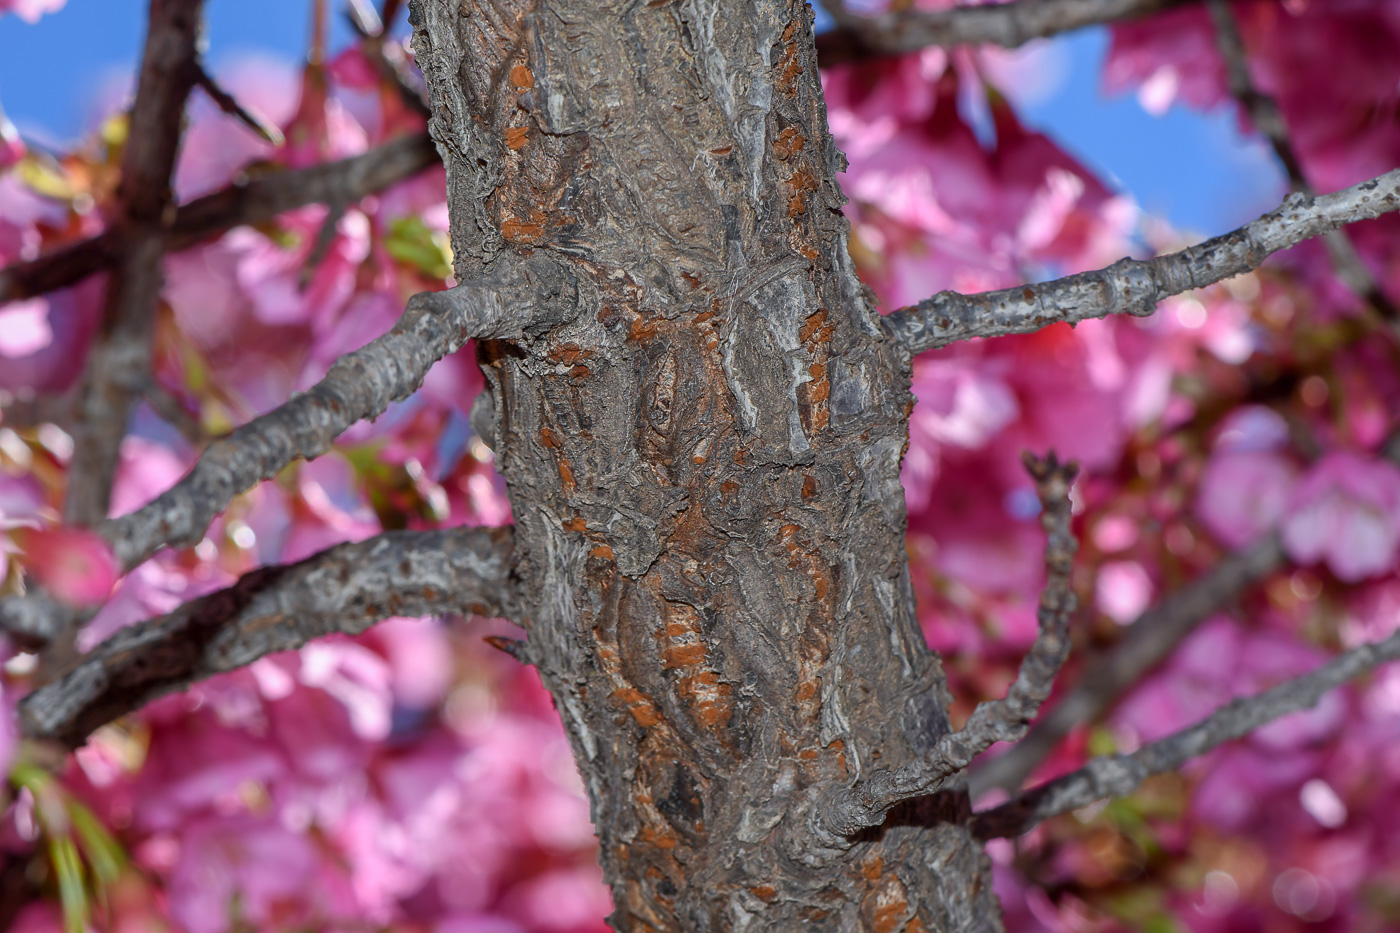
left=410, top=0, right=997, bottom=928
left=21, top=526, right=518, bottom=748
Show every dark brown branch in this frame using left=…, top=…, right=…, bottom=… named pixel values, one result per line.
left=0, top=132, right=438, bottom=305
left=64, top=0, right=206, bottom=527
left=1205, top=0, right=1397, bottom=320
left=972, top=624, right=1400, bottom=840
left=194, top=64, right=286, bottom=146
left=20, top=526, right=520, bottom=748
left=969, top=533, right=1285, bottom=796
left=884, top=169, right=1400, bottom=354
left=818, top=453, right=1079, bottom=837
left=815, top=0, right=1192, bottom=66
left=0, top=259, right=573, bottom=645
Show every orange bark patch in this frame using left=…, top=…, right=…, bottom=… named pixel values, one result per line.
left=504, top=125, right=530, bottom=150
left=590, top=544, right=615, bottom=560
left=501, top=215, right=545, bottom=243
left=662, top=603, right=732, bottom=733
left=629, top=315, right=660, bottom=343
left=798, top=309, right=827, bottom=342
left=773, top=128, right=805, bottom=160
left=563, top=514, right=587, bottom=533
left=548, top=343, right=594, bottom=364
left=509, top=63, right=534, bottom=88
left=557, top=457, right=576, bottom=492
left=539, top=425, right=563, bottom=449
left=612, top=686, right=663, bottom=727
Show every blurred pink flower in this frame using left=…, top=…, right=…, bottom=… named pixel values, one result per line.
left=1282, top=452, right=1400, bottom=582
left=0, top=682, right=16, bottom=778
left=0, top=112, right=23, bottom=168
left=0, top=0, right=65, bottom=22
left=1197, top=449, right=1298, bottom=547
left=16, top=525, right=118, bottom=606
left=167, top=813, right=322, bottom=933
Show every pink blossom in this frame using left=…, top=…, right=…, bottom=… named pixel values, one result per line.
left=0, top=0, right=65, bottom=22
left=1196, top=449, right=1298, bottom=547
left=1282, top=452, right=1400, bottom=582
left=0, top=682, right=16, bottom=778
left=16, top=525, right=119, bottom=606
left=166, top=813, right=322, bottom=933
left=0, top=110, right=23, bottom=168
left=1095, top=560, right=1154, bottom=624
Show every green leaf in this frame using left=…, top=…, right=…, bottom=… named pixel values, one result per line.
left=68, top=800, right=125, bottom=887
left=49, top=835, right=88, bottom=933
left=385, top=216, right=453, bottom=280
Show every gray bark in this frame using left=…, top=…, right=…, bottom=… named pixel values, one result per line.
left=410, top=0, right=997, bottom=928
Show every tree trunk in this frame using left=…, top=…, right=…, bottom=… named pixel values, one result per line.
left=411, top=0, right=999, bottom=928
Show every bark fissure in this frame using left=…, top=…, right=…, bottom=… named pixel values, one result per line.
left=411, top=0, right=996, bottom=926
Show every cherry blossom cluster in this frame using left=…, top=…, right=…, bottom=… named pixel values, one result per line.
left=1, top=0, right=1398, bottom=930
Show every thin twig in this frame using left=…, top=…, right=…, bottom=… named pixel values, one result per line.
left=1205, top=0, right=1397, bottom=320
left=969, top=533, right=1285, bottom=796
left=819, top=453, right=1079, bottom=837
left=20, top=526, right=520, bottom=748
left=0, top=132, right=438, bottom=305
left=815, top=0, right=1192, bottom=66
left=972, top=624, right=1400, bottom=839
left=883, top=169, right=1400, bottom=355
left=0, top=259, right=574, bottom=645
left=194, top=64, right=286, bottom=146
left=141, top=377, right=209, bottom=448
left=344, top=0, right=430, bottom=116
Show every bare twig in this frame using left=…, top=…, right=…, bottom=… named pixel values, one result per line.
left=819, top=453, right=1079, bottom=837
left=64, top=0, right=206, bottom=527
left=345, top=0, right=430, bottom=116
left=141, top=377, right=209, bottom=447
left=21, top=526, right=520, bottom=748
left=883, top=169, right=1400, bottom=355
left=972, top=624, right=1400, bottom=840
left=194, top=64, right=286, bottom=146
left=0, top=132, right=438, bottom=305
left=815, top=0, right=1192, bottom=66
left=970, top=534, right=1285, bottom=796
left=1205, top=0, right=1397, bottom=320
left=0, top=259, right=573, bottom=645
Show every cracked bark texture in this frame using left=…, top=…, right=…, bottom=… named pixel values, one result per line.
left=411, top=0, right=997, bottom=928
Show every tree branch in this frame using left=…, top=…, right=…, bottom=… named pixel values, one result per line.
left=969, top=533, right=1285, bottom=796
left=194, top=64, right=286, bottom=146
left=0, top=132, right=438, bottom=306
left=20, top=526, right=520, bottom=748
left=345, top=0, right=431, bottom=117
left=64, top=0, right=207, bottom=527
left=814, top=0, right=1192, bottom=67
left=882, top=168, right=1400, bottom=355
left=0, top=259, right=575, bottom=645
left=1205, top=0, right=1397, bottom=320
left=819, top=452, right=1079, bottom=837
left=972, top=624, right=1400, bottom=840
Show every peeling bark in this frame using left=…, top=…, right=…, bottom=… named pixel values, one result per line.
left=411, top=0, right=997, bottom=928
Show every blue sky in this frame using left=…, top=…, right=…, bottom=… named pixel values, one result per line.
left=0, top=0, right=1284, bottom=235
